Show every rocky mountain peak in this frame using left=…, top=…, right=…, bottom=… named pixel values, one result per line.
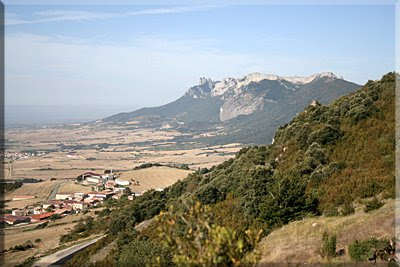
left=199, top=77, right=214, bottom=86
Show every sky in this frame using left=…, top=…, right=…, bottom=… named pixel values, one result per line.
left=4, top=1, right=396, bottom=115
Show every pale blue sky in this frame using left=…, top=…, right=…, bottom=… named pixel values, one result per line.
left=4, top=1, right=395, bottom=109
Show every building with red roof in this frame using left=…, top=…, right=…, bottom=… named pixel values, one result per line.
left=1, top=215, right=31, bottom=225
left=30, top=212, right=54, bottom=222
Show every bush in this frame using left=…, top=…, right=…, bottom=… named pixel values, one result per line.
left=49, top=213, right=61, bottom=221
left=323, top=207, right=339, bottom=217
left=340, top=202, right=355, bottom=216
left=98, top=208, right=111, bottom=217
left=34, top=238, right=42, bottom=243
left=364, top=197, right=384, bottom=213
left=11, top=240, right=34, bottom=252
left=117, top=239, right=172, bottom=266
left=348, top=237, right=389, bottom=261
left=321, top=231, right=337, bottom=258
left=307, top=125, right=342, bottom=145
left=157, top=202, right=262, bottom=266
left=34, top=221, right=48, bottom=230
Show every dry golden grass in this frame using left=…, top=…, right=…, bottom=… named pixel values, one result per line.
left=118, top=166, right=192, bottom=193
left=5, top=126, right=240, bottom=181
left=257, top=199, right=396, bottom=264
left=4, top=181, right=57, bottom=209
left=57, top=181, right=92, bottom=193
left=3, top=210, right=100, bottom=266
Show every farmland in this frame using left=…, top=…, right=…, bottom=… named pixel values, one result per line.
left=2, top=122, right=241, bottom=265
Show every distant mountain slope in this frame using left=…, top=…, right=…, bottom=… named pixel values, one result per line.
left=104, top=72, right=360, bottom=144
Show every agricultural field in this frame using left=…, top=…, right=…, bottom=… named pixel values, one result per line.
left=4, top=180, right=59, bottom=209
left=57, top=181, right=93, bottom=194
left=4, top=123, right=241, bottom=181
left=118, top=166, right=192, bottom=193
left=2, top=122, right=242, bottom=265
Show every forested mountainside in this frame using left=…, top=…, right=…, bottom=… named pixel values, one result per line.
left=104, top=72, right=360, bottom=145
left=64, top=73, right=395, bottom=266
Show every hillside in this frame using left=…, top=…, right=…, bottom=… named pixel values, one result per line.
left=104, top=72, right=360, bottom=145
left=257, top=199, right=395, bottom=264
left=59, top=72, right=395, bottom=266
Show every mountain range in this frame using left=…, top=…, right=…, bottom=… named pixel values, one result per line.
left=104, top=72, right=360, bottom=144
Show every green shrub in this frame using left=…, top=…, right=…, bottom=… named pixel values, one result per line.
left=117, top=239, right=172, bottom=267
left=11, top=240, right=34, bottom=252
left=348, top=237, right=389, bottom=261
left=34, top=238, right=42, bottom=243
left=49, top=213, right=61, bottom=220
left=34, top=221, right=48, bottom=230
left=157, top=202, right=262, bottom=266
left=323, top=207, right=339, bottom=217
left=364, top=197, right=384, bottom=213
left=321, top=231, right=337, bottom=258
left=340, top=202, right=355, bottom=216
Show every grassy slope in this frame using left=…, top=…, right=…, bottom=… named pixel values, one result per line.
left=257, top=199, right=396, bottom=264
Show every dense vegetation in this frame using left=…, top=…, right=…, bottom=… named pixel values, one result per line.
left=65, top=73, right=395, bottom=265
left=133, top=162, right=190, bottom=170
left=348, top=237, right=393, bottom=261
left=1, top=181, right=23, bottom=193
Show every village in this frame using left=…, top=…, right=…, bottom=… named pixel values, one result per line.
left=1, top=170, right=164, bottom=227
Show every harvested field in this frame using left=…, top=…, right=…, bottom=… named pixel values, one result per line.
left=4, top=181, right=57, bottom=209
left=118, top=166, right=192, bottom=193
left=57, top=181, right=92, bottom=194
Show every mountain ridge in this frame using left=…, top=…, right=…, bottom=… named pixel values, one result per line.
left=104, top=72, right=360, bottom=144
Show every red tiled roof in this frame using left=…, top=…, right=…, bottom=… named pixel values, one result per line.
left=84, top=172, right=102, bottom=177
left=30, top=212, right=54, bottom=220
left=1, top=215, right=31, bottom=223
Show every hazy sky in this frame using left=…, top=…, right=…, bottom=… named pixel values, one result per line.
left=5, top=1, right=395, bottom=108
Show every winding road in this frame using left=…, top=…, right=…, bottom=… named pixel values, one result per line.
left=32, top=217, right=154, bottom=266
left=33, top=236, right=104, bottom=267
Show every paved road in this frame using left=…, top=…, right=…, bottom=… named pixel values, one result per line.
left=33, top=236, right=104, bottom=267
left=32, top=217, right=154, bottom=266
left=47, top=181, right=64, bottom=200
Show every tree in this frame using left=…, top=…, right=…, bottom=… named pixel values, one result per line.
left=157, top=202, right=262, bottom=266
left=117, top=239, right=172, bottom=267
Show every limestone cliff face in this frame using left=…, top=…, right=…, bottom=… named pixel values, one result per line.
left=104, top=72, right=358, bottom=130
left=183, top=72, right=343, bottom=122
left=219, top=93, right=264, bottom=121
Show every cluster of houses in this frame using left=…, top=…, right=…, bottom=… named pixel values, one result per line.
left=2, top=171, right=138, bottom=227
left=2, top=150, right=46, bottom=160
left=2, top=188, right=139, bottom=226
left=78, top=171, right=130, bottom=190
left=1, top=170, right=165, bottom=227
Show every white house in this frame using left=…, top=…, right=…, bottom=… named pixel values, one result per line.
left=115, top=179, right=130, bottom=186
left=72, top=202, right=88, bottom=211
left=86, top=176, right=102, bottom=184
left=55, top=193, right=74, bottom=200
left=11, top=209, right=23, bottom=216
